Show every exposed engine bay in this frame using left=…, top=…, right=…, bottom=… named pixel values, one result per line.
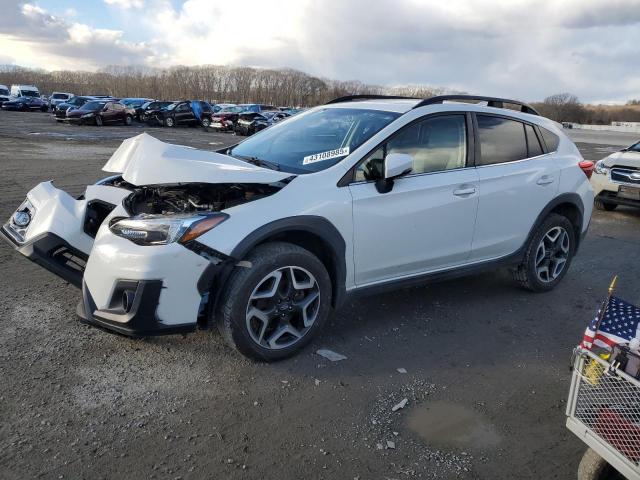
left=122, top=182, right=283, bottom=215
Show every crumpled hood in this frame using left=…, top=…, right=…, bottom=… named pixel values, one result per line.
left=102, top=133, right=291, bottom=185
left=602, top=150, right=640, bottom=168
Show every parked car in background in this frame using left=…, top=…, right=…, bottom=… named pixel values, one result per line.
left=210, top=105, right=246, bottom=131
left=235, top=111, right=291, bottom=136
left=54, top=96, right=115, bottom=119
left=10, top=84, right=40, bottom=99
left=1, top=96, right=48, bottom=112
left=212, top=103, right=235, bottom=113
left=152, top=100, right=213, bottom=127
left=120, top=98, right=154, bottom=121
left=49, top=92, right=74, bottom=109
left=240, top=103, right=280, bottom=114
left=0, top=84, right=10, bottom=105
left=591, top=140, right=640, bottom=211
left=139, top=101, right=173, bottom=122
left=66, top=100, right=133, bottom=126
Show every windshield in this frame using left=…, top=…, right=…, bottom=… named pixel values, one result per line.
left=82, top=101, right=105, bottom=110
left=20, top=90, right=39, bottom=97
left=627, top=142, right=640, bottom=152
left=52, top=93, right=68, bottom=99
left=229, top=108, right=400, bottom=174
left=166, top=103, right=177, bottom=111
left=0, top=88, right=9, bottom=96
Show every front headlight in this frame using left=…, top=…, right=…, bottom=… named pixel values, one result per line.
left=82, top=112, right=95, bottom=118
left=594, top=160, right=610, bottom=175
left=109, top=213, right=228, bottom=246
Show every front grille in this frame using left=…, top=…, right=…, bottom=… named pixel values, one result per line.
left=611, top=168, right=640, bottom=186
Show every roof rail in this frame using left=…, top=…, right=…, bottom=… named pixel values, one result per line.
left=326, top=94, right=419, bottom=105
left=412, top=95, right=540, bottom=116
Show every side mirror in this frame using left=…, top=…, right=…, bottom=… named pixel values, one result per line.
left=375, top=153, right=413, bottom=194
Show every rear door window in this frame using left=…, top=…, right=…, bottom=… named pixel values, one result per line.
left=476, top=115, right=527, bottom=166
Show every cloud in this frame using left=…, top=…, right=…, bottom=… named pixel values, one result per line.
left=104, top=0, right=145, bottom=9
left=1, top=0, right=639, bottom=102
left=0, top=1, right=153, bottom=70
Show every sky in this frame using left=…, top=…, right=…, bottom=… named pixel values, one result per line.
left=1, top=0, right=639, bottom=103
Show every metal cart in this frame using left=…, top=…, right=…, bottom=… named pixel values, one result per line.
left=567, top=347, right=640, bottom=480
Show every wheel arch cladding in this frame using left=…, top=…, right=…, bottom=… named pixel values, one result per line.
left=534, top=193, right=585, bottom=249
left=204, top=216, right=347, bottom=316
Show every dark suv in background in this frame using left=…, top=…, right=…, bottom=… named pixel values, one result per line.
left=151, top=100, right=214, bottom=127
left=139, top=101, right=173, bottom=122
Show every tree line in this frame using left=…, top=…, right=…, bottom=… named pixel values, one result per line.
left=532, top=93, right=640, bottom=124
left=0, top=64, right=448, bottom=107
left=2, top=64, right=638, bottom=123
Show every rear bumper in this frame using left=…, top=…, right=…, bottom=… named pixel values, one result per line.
left=1, top=227, right=87, bottom=288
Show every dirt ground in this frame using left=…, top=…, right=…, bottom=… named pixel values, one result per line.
left=1, top=110, right=639, bottom=480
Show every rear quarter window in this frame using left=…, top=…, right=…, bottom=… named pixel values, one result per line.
left=539, top=127, right=560, bottom=152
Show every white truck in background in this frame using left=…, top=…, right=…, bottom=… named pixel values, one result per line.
left=10, top=84, right=40, bottom=99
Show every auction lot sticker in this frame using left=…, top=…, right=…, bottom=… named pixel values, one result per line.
left=303, top=147, right=350, bottom=165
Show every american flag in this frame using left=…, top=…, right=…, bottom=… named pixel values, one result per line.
left=581, top=296, right=640, bottom=350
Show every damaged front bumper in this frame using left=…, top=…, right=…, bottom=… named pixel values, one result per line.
left=1, top=181, right=101, bottom=287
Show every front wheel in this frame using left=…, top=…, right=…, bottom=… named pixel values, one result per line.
left=216, top=242, right=332, bottom=361
left=512, top=213, right=576, bottom=292
left=164, top=116, right=174, bottom=127
left=95, top=115, right=103, bottom=126
left=124, top=115, right=132, bottom=126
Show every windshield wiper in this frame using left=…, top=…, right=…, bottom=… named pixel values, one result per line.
left=235, top=155, right=281, bottom=171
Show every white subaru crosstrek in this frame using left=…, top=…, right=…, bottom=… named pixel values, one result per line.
left=2, top=95, right=594, bottom=361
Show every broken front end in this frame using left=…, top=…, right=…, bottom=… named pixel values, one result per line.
left=1, top=133, right=290, bottom=336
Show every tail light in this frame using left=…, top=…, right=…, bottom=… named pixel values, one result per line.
left=579, top=160, right=594, bottom=179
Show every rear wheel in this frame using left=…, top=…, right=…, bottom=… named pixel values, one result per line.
left=216, top=242, right=332, bottom=361
left=594, top=198, right=617, bottom=211
left=124, top=115, right=132, bottom=126
left=512, top=213, right=576, bottom=292
left=201, top=117, right=211, bottom=128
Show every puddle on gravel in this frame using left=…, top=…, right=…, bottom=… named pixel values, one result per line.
left=406, top=401, right=501, bottom=450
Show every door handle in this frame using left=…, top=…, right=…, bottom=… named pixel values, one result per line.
left=453, top=186, right=476, bottom=196
left=536, top=175, right=555, bottom=185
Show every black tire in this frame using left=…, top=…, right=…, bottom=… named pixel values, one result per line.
left=95, top=115, right=103, bottom=127
left=124, top=115, right=132, bottom=126
left=578, top=448, right=623, bottom=480
left=594, top=198, right=617, bottom=211
left=164, top=116, right=174, bottom=127
left=201, top=117, right=210, bottom=128
left=512, top=213, right=576, bottom=292
left=215, top=242, right=332, bottom=362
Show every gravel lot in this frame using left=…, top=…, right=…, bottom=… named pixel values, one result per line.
left=1, top=111, right=639, bottom=480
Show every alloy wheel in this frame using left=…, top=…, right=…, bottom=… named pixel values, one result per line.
left=534, top=226, right=570, bottom=283
left=245, top=266, right=320, bottom=350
